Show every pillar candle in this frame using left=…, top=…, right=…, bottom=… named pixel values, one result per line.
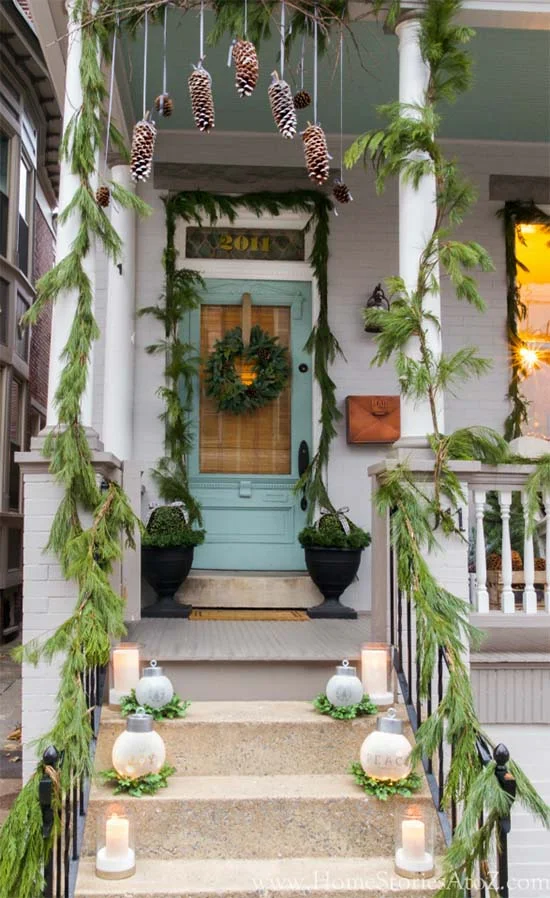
left=110, top=644, right=140, bottom=704
left=105, top=815, right=129, bottom=859
left=402, top=818, right=425, bottom=861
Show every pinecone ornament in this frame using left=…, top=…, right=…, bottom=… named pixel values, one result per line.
left=130, top=117, right=157, bottom=183
left=155, top=93, right=174, bottom=117
left=332, top=179, right=353, bottom=204
left=535, top=557, right=546, bottom=571
left=293, top=89, right=311, bottom=110
left=511, top=550, right=523, bottom=571
left=232, top=39, right=259, bottom=97
left=268, top=73, right=297, bottom=139
left=188, top=66, right=215, bottom=132
left=302, top=123, right=330, bottom=185
left=95, top=186, right=110, bottom=208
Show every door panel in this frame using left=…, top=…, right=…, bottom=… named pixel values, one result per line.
left=187, top=278, right=312, bottom=571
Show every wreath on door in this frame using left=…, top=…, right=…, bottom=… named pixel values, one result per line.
left=205, top=324, right=291, bottom=414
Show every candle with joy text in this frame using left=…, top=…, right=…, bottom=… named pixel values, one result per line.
left=109, top=644, right=140, bottom=705
left=360, top=643, right=393, bottom=705
left=96, top=808, right=135, bottom=880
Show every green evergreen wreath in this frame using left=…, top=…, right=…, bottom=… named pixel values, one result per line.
left=205, top=324, right=291, bottom=414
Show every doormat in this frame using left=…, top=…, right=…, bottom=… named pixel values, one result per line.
left=189, top=609, right=309, bottom=621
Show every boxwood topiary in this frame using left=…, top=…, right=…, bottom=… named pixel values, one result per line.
left=142, top=505, right=205, bottom=549
left=298, top=512, right=371, bottom=550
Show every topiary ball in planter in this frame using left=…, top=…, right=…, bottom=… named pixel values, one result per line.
left=141, top=506, right=205, bottom=619
left=299, top=514, right=371, bottom=619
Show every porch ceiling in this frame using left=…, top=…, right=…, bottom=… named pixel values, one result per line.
left=122, top=15, right=550, bottom=143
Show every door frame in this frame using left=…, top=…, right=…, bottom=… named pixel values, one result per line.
left=174, top=210, right=322, bottom=455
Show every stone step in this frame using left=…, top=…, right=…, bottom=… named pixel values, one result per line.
left=95, top=702, right=397, bottom=774
left=83, top=774, right=433, bottom=860
left=75, top=856, right=440, bottom=897
left=176, top=571, right=322, bottom=609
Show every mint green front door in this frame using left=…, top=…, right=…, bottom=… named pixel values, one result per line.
left=186, top=278, right=312, bottom=570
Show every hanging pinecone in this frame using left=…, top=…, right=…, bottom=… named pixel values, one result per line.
left=332, top=179, right=353, bottom=205
left=95, top=186, right=110, bottom=208
left=130, top=117, right=157, bottom=183
left=268, top=72, right=297, bottom=139
left=302, top=123, right=330, bottom=185
left=155, top=93, right=174, bottom=117
left=188, top=66, right=215, bottom=133
left=232, top=39, right=259, bottom=98
left=293, top=89, right=312, bottom=110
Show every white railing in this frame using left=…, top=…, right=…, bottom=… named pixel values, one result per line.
left=468, top=468, right=550, bottom=615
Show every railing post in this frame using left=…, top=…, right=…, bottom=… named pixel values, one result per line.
left=493, top=743, right=516, bottom=898
left=521, top=490, right=537, bottom=613
left=39, top=746, right=59, bottom=898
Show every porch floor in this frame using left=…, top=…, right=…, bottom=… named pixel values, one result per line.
left=126, top=617, right=371, bottom=662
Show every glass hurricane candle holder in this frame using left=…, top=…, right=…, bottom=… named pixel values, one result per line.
left=96, top=805, right=135, bottom=880
left=135, top=660, right=174, bottom=710
left=325, top=659, right=364, bottom=708
left=360, top=642, right=393, bottom=706
left=395, top=805, right=435, bottom=879
left=109, top=643, right=140, bottom=706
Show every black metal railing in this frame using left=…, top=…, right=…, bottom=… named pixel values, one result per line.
left=389, top=543, right=516, bottom=898
left=40, top=665, right=106, bottom=898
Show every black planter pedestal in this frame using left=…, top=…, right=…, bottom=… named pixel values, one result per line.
left=304, top=546, right=361, bottom=620
left=141, top=545, right=194, bottom=619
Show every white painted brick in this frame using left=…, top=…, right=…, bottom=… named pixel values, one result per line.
left=25, top=515, right=56, bottom=532
left=48, top=596, right=78, bottom=614
left=25, top=564, right=49, bottom=580
left=25, top=499, right=62, bottom=516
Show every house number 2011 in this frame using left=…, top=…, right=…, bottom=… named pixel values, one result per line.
left=219, top=234, right=271, bottom=252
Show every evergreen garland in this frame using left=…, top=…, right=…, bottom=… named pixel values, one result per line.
left=345, top=0, right=549, bottom=891
left=349, top=763, right=423, bottom=801
left=120, top=689, right=190, bottom=720
left=163, top=189, right=339, bottom=518
left=205, top=325, right=291, bottom=414
left=0, top=3, right=147, bottom=896
left=313, top=693, right=377, bottom=719
left=497, top=201, right=550, bottom=440
left=100, top=764, right=176, bottom=797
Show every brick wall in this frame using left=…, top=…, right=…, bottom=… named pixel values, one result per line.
left=30, top=200, right=54, bottom=412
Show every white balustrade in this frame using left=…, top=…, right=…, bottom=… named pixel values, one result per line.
left=473, top=490, right=489, bottom=612
left=498, top=491, right=515, bottom=614
left=544, top=491, right=550, bottom=613
left=521, top=490, right=537, bottom=613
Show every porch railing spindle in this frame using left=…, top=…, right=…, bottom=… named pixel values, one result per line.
left=474, top=490, right=489, bottom=612
left=521, top=490, right=537, bottom=613
left=498, top=491, right=515, bottom=613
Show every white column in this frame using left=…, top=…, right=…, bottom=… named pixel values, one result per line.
left=473, top=490, right=489, bottom=613
left=102, top=165, right=136, bottom=459
left=46, top=0, right=94, bottom=428
left=395, top=18, right=443, bottom=442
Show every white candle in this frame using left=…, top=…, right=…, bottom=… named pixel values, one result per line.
left=109, top=645, right=140, bottom=705
left=96, top=813, right=135, bottom=878
left=402, top=818, right=425, bottom=861
left=105, top=815, right=129, bottom=859
left=361, top=646, right=393, bottom=704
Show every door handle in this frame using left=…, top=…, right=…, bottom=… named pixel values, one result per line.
left=298, top=440, right=310, bottom=511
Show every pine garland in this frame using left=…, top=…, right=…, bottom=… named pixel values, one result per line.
left=345, top=0, right=549, bottom=891
left=163, top=189, right=339, bottom=518
left=497, top=201, right=550, bottom=440
left=100, top=764, right=176, bottom=797
left=349, top=762, right=423, bottom=801
left=120, top=689, right=190, bottom=720
left=313, top=693, right=377, bottom=719
left=0, top=3, right=148, bottom=896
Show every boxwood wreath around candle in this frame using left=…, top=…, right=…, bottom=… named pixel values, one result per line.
left=205, top=324, right=291, bottom=414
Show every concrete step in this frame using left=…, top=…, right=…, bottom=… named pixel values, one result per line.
left=83, top=774, right=433, bottom=860
left=75, top=856, right=440, bottom=897
left=177, top=570, right=323, bottom=609
left=95, top=702, right=394, bottom=775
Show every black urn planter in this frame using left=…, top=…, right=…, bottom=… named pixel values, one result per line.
left=141, top=545, right=194, bottom=618
left=305, top=546, right=361, bottom=619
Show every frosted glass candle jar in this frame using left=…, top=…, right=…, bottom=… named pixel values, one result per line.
left=394, top=806, right=435, bottom=879
left=360, top=643, right=393, bottom=706
left=360, top=708, right=412, bottom=781
left=96, top=807, right=135, bottom=880
left=111, top=708, right=166, bottom=780
left=326, top=659, right=364, bottom=707
left=135, top=660, right=174, bottom=710
left=109, top=643, right=140, bottom=706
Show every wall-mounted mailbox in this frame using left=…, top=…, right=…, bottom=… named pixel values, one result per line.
left=346, top=395, right=401, bottom=444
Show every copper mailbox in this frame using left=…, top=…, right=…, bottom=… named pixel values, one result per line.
left=346, top=395, right=401, bottom=444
